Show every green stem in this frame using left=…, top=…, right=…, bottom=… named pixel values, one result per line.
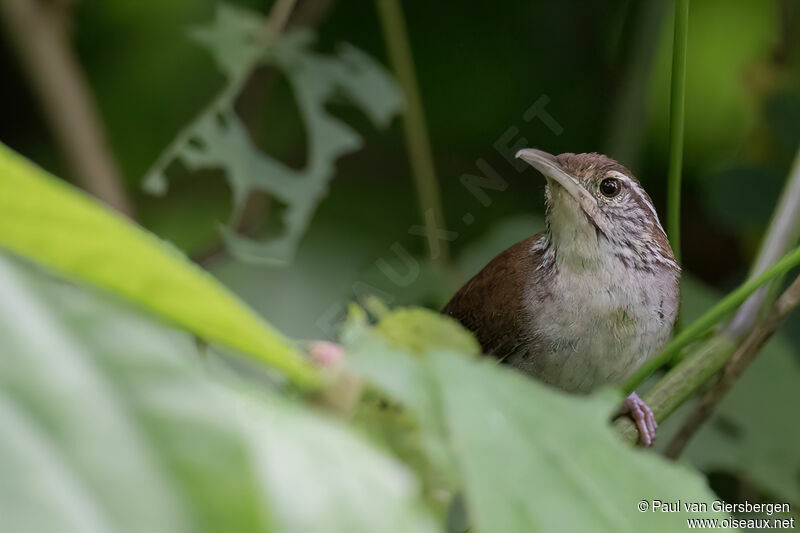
left=615, top=336, right=736, bottom=444
left=727, top=148, right=800, bottom=336
left=666, top=0, right=689, bottom=264
left=624, top=243, right=800, bottom=393
left=375, top=0, right=449, bottom=265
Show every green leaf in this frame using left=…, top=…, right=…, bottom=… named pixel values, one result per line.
left=376, top=308, right=481, bottom=356
left=0, top=254, right=436, bottom=533
left=347, top=311, right=730, bottom=532
left=144, top=3, right=402, bottom=264
left=430, top=352, right=727, bottom=532
left=0, top=142, right=318, bottom=388
left=346, top=324, right=462, bottom=521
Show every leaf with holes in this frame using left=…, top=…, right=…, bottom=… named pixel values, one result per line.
left=143, top=3, right=402, bottom=264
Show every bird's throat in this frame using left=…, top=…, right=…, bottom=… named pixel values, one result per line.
left=545, top=184, right=604, bottom=273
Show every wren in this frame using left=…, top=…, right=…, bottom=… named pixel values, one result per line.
left=443, top=149, right=680, bottom=445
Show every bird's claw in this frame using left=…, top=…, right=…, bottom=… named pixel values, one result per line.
left=621, top=392, right=657, bottom=447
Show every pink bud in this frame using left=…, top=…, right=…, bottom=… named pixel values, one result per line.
left=308, top=341, right=344, bottom=367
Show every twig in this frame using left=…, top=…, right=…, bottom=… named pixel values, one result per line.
left=0, top=0, right=134, bottom=216
left=666, top=0, right=689, bottom=264
left=146, top=0, right=307, bottom=199
left=290, top=0, right=336, bottom=30
left=616, top=145, right=800, bottom=444
left=265, top=0, right=300, bottom=35
left=615, top=244, right=800, bottom=444
left=624, top=242, right=800, bottom=393
left=615, top=335, right=736, bottom=444
left=727, top=149, right=800, bottom=336
left=663, top=274, right=800, bottom=457
left=375, top=0, right=449, bottom=265
left=193, top=0, right=337, bottom=266
left=233, top=0, right=337, bottom=233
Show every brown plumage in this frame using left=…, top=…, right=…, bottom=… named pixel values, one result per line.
left=443, top=235, right=545, bottom=360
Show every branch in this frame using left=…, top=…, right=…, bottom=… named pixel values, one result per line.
left=265, top=0, right=300, bottom=34
left=615, top=143, right=800, bottom=442
left=615, top=244, right=800, bottom=444
left=0, top=0, right=133, bottom=216
left=615, top=143, right=800, bottom=444
left=375, top=0, right=449, bottom=266
left=614, top=335, right=736, bottom=444
left=227, top=0, right=302, bottom=236
left=290, top=0, right=336, bottom=29
left=624, top=242, right=800, bottom=392
left=194, top=0, right=337, bottom=266
left=727, top=148, right=800, bottom=336
left=663, top=274, right=800, bottom=457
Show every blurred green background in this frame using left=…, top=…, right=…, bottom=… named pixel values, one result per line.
left=4, top=0, right=800, bottom=341
left=2, top=0, right=800, bottom=521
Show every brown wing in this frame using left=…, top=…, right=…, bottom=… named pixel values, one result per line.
left=442, top=234, right=544, bottom=360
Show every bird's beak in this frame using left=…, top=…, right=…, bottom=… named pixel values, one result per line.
left=515, top=149, right=600, bottom=219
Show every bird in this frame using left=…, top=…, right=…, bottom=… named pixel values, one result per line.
left=443, top=149, right=680, bottom=445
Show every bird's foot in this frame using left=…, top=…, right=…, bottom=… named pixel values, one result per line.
left=621, top=392, right=657, bottom=447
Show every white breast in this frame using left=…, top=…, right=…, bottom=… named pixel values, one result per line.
left=511, top=240, right=678, bottom=393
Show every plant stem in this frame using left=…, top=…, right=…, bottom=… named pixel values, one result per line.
left=666, top=0, right=689, bottom=264
left=657, top=147, right=800, bottom=452
left=617, top=147, right=800, bottom=444
left=266, top=0, right=300, bottom=34
left=727, top=148, right=800, bottom=336
left=663, top=273, right=800, bottom=457
left=624, top=243, right=800, bottom=393
left=0, top=0, right=134, bottom=216
left=229, top=0, right=307, bottom=234
left=375, top=0, right=449, bottom=265
left=615, top=335, right=736, bottom=444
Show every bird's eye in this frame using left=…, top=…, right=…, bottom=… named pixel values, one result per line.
left=599, top=177, right=621, bottom=198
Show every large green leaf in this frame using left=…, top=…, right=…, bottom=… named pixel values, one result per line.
left=0, top=142, right=318, bottom=387
left=429, top=352, right=728, bottom=532
left=0, top=254, right=436, bottom=533
left=144, top=3, right=402, bottom=264
left=345, top=309, right=471, bottom=504
left=346, top=309, right=731, bottom=532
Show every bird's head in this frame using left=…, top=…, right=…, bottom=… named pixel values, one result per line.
left=516, top=149, right=677, bottom=271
